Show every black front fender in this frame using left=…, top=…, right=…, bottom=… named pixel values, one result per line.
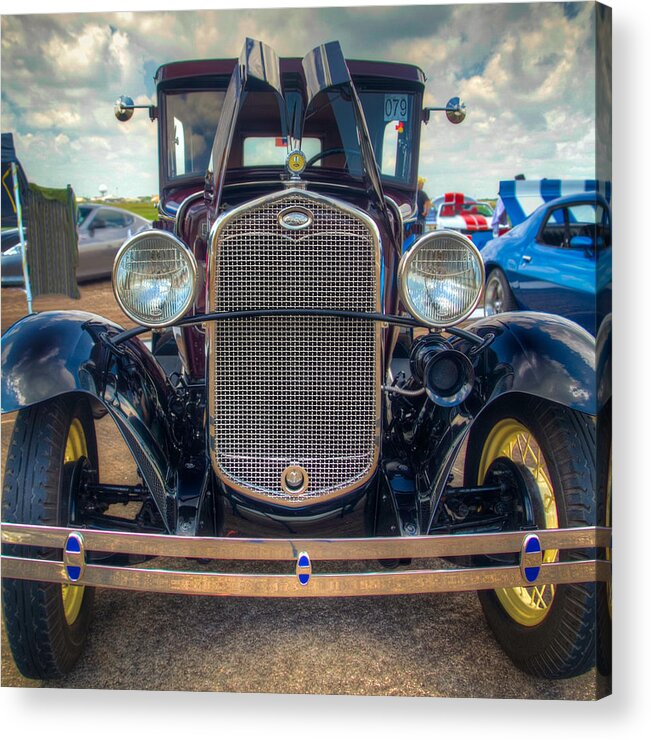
left=468, top=310, right=596, bottom=416
left=416, top=311, right=596, bottom=528
left=2, top=311, right=118, bottom=411
left=1, top=311, right=176, bottom=528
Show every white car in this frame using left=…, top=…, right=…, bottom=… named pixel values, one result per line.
left=2, top=204, right=150, bottom=286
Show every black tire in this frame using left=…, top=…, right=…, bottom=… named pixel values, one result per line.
left=2, top=395, right=97, bottom=679
left=484, top=268, right=517, bottom=315
left=464, top=395, right=597, bottom=679
left=596, top=401, right=612, bottom=680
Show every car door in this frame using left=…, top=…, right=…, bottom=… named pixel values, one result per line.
left=79, top=208, right=131, bottom=279
left=516, top=201, right=597, bottom=332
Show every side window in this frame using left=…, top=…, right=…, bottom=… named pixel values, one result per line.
left=173, top=116, right=186, bottom=177
left=567, top=203, right=597, bottom=244
left=90, top=209, right=109, bottom=229
left=165, top=90, right=226, bottom=181
left=380, top=122, right=399, bottom=176
left=538, top=207, right=567, bottom=247
left=98, top=209, right=129, bottom=228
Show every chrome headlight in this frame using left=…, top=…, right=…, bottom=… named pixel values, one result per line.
left=398, top=230, right=484, bottom=327
left=113, top=231, right=198, bottom=327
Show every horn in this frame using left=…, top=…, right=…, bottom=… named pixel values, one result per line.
left=423, top=349, right=474, bottom=407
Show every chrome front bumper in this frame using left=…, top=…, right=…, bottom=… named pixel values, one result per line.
left=1, top=523, right=610, bottom=598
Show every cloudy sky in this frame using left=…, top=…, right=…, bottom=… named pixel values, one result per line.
left=1, top=1, right=599, bottom=199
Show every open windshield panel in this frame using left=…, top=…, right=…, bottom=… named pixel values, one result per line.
left=208, top=38, right=286, bottom=214
left=158, top=41, right=423, bottom=214
left=207, top=38, right=388, bottom=217
left=301, top=40, right=388, bottom=215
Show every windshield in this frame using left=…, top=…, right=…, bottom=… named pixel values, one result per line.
left=162, top=86, right=418, bottom=188
left=475, top=203, right=494, bottom=217
left=439, top=201, right=493, bottom=218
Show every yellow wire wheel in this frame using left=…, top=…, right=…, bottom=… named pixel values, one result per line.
left=478, top=418, right=559, bottom=626
left=61, top=418, right=87, bottom=625
left=466, top=399, right=597, bottom=678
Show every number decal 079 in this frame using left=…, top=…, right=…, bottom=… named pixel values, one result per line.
left=383, top=94, right=409, bottom=122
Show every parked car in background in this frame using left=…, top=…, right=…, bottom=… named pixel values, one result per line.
left=1, top=204, right=150, bottom=285
left=425, top=193, right=494, bottom=249
left=481, top=191, right=611, bottom=335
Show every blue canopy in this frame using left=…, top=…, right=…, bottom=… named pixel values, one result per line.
left=499, top=179, right=612, bottom=227
left=1, top=132, right=29, bottom=227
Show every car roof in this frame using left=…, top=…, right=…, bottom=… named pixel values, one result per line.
left=155, top=57, right=426, bottom=85
left=524, top=191, right=608, bottom=223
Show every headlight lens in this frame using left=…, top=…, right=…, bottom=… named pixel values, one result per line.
left=398, top=230, right=484, bottom=327
left=113, top=231, right=198, bottom=327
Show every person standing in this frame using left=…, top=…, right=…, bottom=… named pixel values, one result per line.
left=491, top=196, right=507, bottom=237
left=491, top=173, right=524, bottom=237
left=416, top=176, right=431, bottom=235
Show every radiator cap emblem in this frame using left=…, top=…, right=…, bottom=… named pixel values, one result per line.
left=278, top=206, right=313, bottom=231
left=281, top=464, right=309, bottom=496
left=286, top=148, right=307, bottom=176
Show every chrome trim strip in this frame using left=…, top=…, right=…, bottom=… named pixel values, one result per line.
left=384, top=195, right=405, bottom=245
left=0, top=556, right=609, bottom=598
left=173, top=190, right=203, bottom=237
left=172, top=326, right=192, bottom=377
left=1, top=523, right=610, bottom=561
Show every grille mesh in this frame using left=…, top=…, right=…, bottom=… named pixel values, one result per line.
left=210, top=193, right=379, bottom=503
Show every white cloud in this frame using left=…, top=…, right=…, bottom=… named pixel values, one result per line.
left=25, top=109, right=83, bottom=131
left=1, top=3, right=598, bottom=198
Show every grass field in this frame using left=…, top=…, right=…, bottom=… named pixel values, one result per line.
left=87, top=200, right=158, bottom=222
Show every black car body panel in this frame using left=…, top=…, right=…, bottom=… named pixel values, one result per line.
left=1, top=310, right=174, bottom=527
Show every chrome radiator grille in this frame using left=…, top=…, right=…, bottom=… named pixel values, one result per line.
left=209, top=191, right=380, bottom=505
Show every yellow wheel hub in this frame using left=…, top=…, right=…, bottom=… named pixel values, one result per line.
left=478, top=419, right=559, bottom=627
left=61, top=418, right=87, bottom=626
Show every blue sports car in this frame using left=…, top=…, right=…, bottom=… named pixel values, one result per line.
left=481, top=191, right=611, bottom=336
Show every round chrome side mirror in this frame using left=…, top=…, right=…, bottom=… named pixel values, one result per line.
left=114, top=95, right=135, bottom=122
left=445, top=97, right=467, bottom=125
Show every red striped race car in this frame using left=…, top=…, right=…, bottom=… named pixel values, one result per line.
left=427, top=192, right=495, bottom=248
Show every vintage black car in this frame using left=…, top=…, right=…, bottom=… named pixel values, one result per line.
left=1, top=40, right=609, bottom=683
